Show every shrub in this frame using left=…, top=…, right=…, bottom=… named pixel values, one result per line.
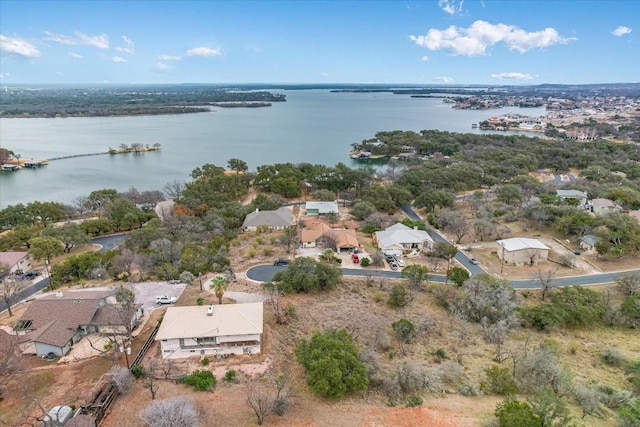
left=262, top=246, right=274, bottom=256
left=196, top=297, right=204, bottom=305
left=405, top=395, right=423, bottom=407
left=602, top=348, right=627, bottom=367
left=201, top=357, right=210, bottom=366
left=130, top=364, right=145, bottom=379
left=360, top=257, right=370, bottom=267
left=434, top=348, right=447, bottom=362
left=224, top=369, right=237, bottom=382
left=387, top=285, right=410, bottom=308
left=485, top=365, right=518, bottom=395
left=247, top=248, right=256, bottom=258
left=459, top=383, right=480, bottom=396
left=184, top=370, right=216, bottom=391
left=373, top=291, right=386, bottom=303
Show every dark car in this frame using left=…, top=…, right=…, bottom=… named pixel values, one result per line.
left=23, top=270, right=41, bottom=278
left=43, top=352, right=56, bottom=361
left=273, top=258, right=290, bottom=266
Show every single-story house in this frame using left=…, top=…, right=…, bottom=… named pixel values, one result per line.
left=300, top=219, right=332, bottom=248
left=556, top=190, right=589, bottom=209
left=497, top=237, right=550, bottom=265
left=373, top=223, right=434, bottom=256
left=325, top=229, right=359, bottom=253
left=0, top=251, right=32, bottom=274
left=14, top=290, right=137, bottom=357
left=590, top=198, right=623, bottom=216
left=305, top=201, right=339, bottom=216
left=155, top=302, right=263, bottom=360
left=579, top=235, right=597, bottom=253
left=242, top=207, right=293, bottom=231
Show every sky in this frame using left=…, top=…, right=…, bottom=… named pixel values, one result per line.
left=0, top=0, right=638, bottom=85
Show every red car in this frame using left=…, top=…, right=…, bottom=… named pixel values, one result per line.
left=351, top=253, right=359, bottom=263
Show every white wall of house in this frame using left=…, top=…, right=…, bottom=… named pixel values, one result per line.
left=34, top=341, right=71, bottom=357
left=302, top=241, right=317, bottom=248
left=159, top=334, right=262, bottom=360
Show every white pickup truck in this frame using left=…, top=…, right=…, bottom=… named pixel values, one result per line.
left=155, top=295, right=177, bottom=305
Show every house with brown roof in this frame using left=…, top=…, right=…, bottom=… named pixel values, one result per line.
left=15, top=290, right=136, bottom=357
left=325, top=229, right=359, bottom=253
left=299, top=219, right=359, bottom=252
left=0, top=251, right=32, bottom=274
left=300, top=219, right=332, bottom=248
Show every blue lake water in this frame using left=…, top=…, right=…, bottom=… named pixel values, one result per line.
left=0, top=90, right=546, bottom=208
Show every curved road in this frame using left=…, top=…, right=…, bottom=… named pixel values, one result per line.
left=246, top=205, right=640, bottom=289
left=0, top=234, right=126, bottom=314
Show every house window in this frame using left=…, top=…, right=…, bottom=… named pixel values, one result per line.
left=196, top=337, right=216, bottom=345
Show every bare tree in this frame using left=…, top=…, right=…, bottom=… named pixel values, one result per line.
left=0, top=331, right=21, bottom=400
left=266, top=281, right=289, bottom=325
left=536, top=268, right=558, bottom=301
left=157, top=356, right=177, bottom=379
left=573, top=385, right=603, bottom=419
left=616, top=272, right=640, bottom=297
left=143, top=359, right=160, bottom=400
left=246, top=380, right=275, bottom=425
left=109, top=366, right=133, bottom=394
left=163, top=180, right=185, bottom=200
left=139, top=396, right=199, bottom=427
left=0, top=272, right=27, bottom=317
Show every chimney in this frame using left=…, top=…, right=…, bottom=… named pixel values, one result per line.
left=207, top=305, right=214, bottom=316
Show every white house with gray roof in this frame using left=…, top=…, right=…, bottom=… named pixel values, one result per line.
left=373, top=223, right=434, bottom=256
left=242, top=207, right=293, bottom=231
left=155, top=303, right=263, bottom=359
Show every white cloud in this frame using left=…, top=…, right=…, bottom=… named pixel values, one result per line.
left=421, top=55, right=429, bottom=61
left=612, top=26, right=632, bottom=37
left=67, top=52, right=82, bottom=59
left=320, top=71, right=329, bottom=77
left=410, top=20, right=573, bottom=56
left=0, top=35, right=41, bottom=59
left=155, top=62, right=168, bottom=71
left=112, top=56, right=126, bottom=63
left=434, top=76, right=454, bottom=83
left=438, top=0, right=464, bottom=15
left=158, top=54, right=182, bottom=61
left=185, top=47, right=222, bottom=57
left=45, top=31, right=109, bottom=49
left=0, top=72, right=10, bottom=78
left=116, top=35, right=135, bottom=54
left=491, top=72, right=537, bottom=80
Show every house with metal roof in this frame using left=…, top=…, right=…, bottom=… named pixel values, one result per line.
left=556, top=189, right=589, bottom=208
left=155, top=302, right=263, bottom=360
left=242, top=207, right=293, bottom=231
left=579, top=235, right=598, bottom=253
left=305, top=201, right=339, bottom=216
left=497, top=237, right=550, bottom=265
left=590, top=198, right=623, bottom=216
left=373, top=223, right=434, bottom=256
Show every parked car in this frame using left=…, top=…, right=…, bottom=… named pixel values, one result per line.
left=169, top=279, right=181, bottom=284
left=389, top=262, right=399, bottom=271
left=351, top=253, right=360, bottom=264
left=22, top=269, right=41, bottom=279
left=393, top=256, right=405, bottom=267
left=156, top=295, right=177, bottom=305
left=470, top=258, right=479, bottom=265
left=273, top=258, right=290, bottom=266
left=42, top=352, right=56, bottom=361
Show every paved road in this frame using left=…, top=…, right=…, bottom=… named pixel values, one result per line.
left=0, top=234, right=127, bottom=314
left=400, top=205, right=484, bottom=276
left=92, top=234, right=127, bottom=252
left=246, top=205, right=640, bottom=289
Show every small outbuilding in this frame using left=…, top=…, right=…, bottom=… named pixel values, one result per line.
left=305, top=201, right=339, bottom=216
left=497, top=237, right=550, bottom=266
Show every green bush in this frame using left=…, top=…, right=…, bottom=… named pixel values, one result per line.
left=224, top=369, right=237, bottom=382
left=184, top=370, right=216, bottom=391
left=435, top=348, right=447, bottom=362
left=485, top=365, right=518, bottom=395
left=201, top=357, right=210, bottom=366
left=130, top=364, right=145, bottom=379
left=405, top=395, right=423, bottom=407
left=602, top=348, right=627, bottom=367
left=360, top=257, right=370, bottom=267
left=196, top=297, right=204, bottom=305
left=387, top=285, right=409, bottom=308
